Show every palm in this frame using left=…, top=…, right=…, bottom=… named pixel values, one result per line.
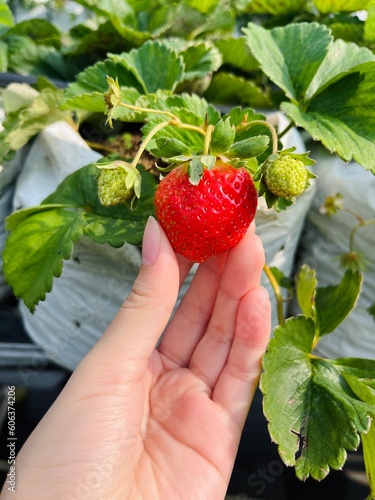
left=133, top=353, right=239, bottom=499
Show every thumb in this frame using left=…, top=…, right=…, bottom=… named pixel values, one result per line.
left=82, top=216, right=180, bottom=376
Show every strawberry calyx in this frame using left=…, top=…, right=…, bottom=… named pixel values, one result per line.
left=157, top=153, right=259, bottom=189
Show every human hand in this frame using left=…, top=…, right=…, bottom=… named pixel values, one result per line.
left=1, top=217, right=271, bottom=500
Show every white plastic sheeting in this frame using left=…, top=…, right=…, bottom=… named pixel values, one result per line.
left=290, top=144, right=375, bottom=360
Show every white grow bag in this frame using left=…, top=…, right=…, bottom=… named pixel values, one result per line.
left=12, top=115, right=315, bottom=371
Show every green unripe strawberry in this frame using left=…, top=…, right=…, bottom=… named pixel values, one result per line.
left=97, top=167, right=134, bottom=206
left=264, top=155, right=308, bottom=200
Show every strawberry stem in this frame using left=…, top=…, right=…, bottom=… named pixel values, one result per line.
left=240, top=120, right=278, bottom=154
left=117, top=103, right=206, bottom=138
left=118, top=102, right=176, bottom=120
left=171, top=120, right=206, bottom=137
left=203, top=124, right=215, bottom=155
left=130, top=119, right=207, bottom=168
left=278, top=121, right=294, bottom=140
left=349, top=218, right=375, bottom=253
left=131, top=121, right=172, bottom=167
left=263, top=263, right=285, bottom=326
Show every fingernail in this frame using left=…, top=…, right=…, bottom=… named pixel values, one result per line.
left=142, top=216, right=160, bottom=265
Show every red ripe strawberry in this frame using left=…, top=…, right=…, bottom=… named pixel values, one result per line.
left=154, top=160, right=258, bottom=262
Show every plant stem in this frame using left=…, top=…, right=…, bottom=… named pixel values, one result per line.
left=240, top=120, right=279, bottom=154
left=131, top=121, right=172, bottom=167
left=278, top=121, right=294, bottom=140
left=361, top=418, right=375, bottom=500
left=349, top=218, right=375, bottom=252
left=343, top=207, right=366, bottom=225
left=203, top=125, right=215, bottom=155
left=172, top=120, right=206, bottom=137
left=119, top=102, right=176, bottom=120
left=263, top=263, right=285, bottom=326
left=117, top=99, right=207, bottom=144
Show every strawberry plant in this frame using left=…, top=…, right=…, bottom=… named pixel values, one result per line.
left=0, top=0, right=233, bottom=82
left=2, top=2, right=375, bottom=496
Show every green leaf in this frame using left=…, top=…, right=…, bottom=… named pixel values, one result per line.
left=61, top=59, right=142, bottom=111
left=150, top=137, right=192, bottom=158
left=109, top=41, right=185, bottom=93
left=74, top=0, right=172, bottom=46
left=165, top=1, right=234, bottom=39
left=162, top=93, right=220, bottom=125
left=180, top=42, right=222, bottom=82
left=185, top=0, right=220, bottom=14
left=3, top=164, right=157, bottom=311
left=6, top=35, right=54, bottom=76
left=315, top=270, right=362, bottom=336
left=244, top=21, right=375, bottom=173
left=304, top=39, right=375, bottom=102
left=342, top=373, right=375, bottom=407
left=141, top=96, right=210, bottom=153
left=188, top=3, right=235, bottom=39
left=144, top=117, right=205, bottom=154
left=242, top=0, right=308, bottom=15
left=210, top=118, right=235, bottom=154
left=296, top=264, right=317, bottom=318
left=331, top=357, right=375, bottom=378
left=226, top=135, right=270, bottom=159
left=204, top=72, right=271, bottom=108
left=6, top=19, right=62, bottom=49
left=221, top=106, right=266, bottom=127
left=0, top=2, right=14, bottom=30
left=66, top=20, right=133, bottom=58
left=75, top=0, right=136, bottom=21
left=361, top=419, right=375, bottom=500
left=74, top=0, right=150, bottom=48
left=327, top=18, right=364, bottom=45
left=261, top=315, right=375, bottom=480
left=215, top=36, right=259, bottom=73
left=5, top=204, right=69, bottom=231
left=243, top=22, right=332, bottom=103
left=283, top=98, right=375, bottom=174
left=3, top=209, right=84, bottom=313
left=331, top=358, right=375, bottom=405
left=313, top=0, right=370, bottom=14
left=364, top=2, right=375, bottom=42
left=145, top=5, right=174, bottom=37
left=0, top=40, right=7, bottom=71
